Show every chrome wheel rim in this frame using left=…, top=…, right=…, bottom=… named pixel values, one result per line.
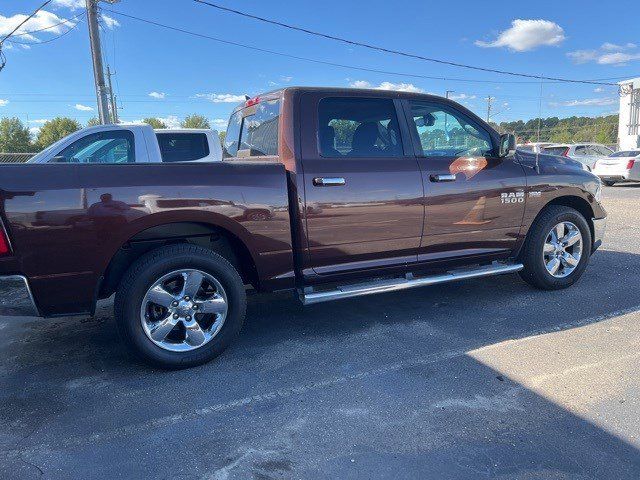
left=543, top=221, right=583, bottom=278
left=140, top=269, right=228, bottom=352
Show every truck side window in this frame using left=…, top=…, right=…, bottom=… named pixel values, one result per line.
left=223, top=111, right=242, bottom=158
left=408, top=102, right=492, bottom=157
left=54, top=130, right=135, bottom=164
left=318, top=97, right=403, bottom=158
left=238, top=99, right=281, bottom=157
left=157, top=133, right=210, bottom=162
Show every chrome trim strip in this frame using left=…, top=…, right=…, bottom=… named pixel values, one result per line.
left=592, top=217, right=606, bottom=251
left=0, top=275, right=40, bottom=317
left=301, top=263, right=524, bottom=305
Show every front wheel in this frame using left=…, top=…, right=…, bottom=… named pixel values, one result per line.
left=115, top=244, right=246, bottom=368
left=519, top=206, right=592, bottom=290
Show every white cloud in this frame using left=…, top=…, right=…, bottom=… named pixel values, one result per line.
left=212, top=118, right=227, bottom=129
left=0, top=10, right=75, bottom=42
left=475, top=19, right=565, bottom=52
left=281, top=75, right=293, bottom=82
left=29, top=126, right=41, bottom=137
left=28, top=119, right=48, bottom=124
left=52, top=0, right=85, bottom=9
left=74, top=104, right=94, bottom=111
left=448, top=93, right=476, bottom=101
left=349, top=80, right=425, bottom=93
left=601, top=42, right=637, bottom=51
left=594, top=87, right=604, bottom=93
left=130, top=115, right=182, bottom=129
left=0, top=99, right=8, bottom=107
left=194, top=93, right=247, bottom=103
left=100, top=14, right=120, bottom=29
left=568, top=42, right=640, bottom=66
left=148, top=91, right=166, bottom=99
left=549, top=97, right=617, bottom=107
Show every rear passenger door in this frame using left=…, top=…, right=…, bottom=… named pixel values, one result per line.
left=299, top=94, right=424, bottom=275
left=403, top=100, right=526, bottom=262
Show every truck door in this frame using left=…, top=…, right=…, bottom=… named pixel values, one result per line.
left=402, top=99, right=526, bottom=262
left=299, top=94, right=424, bottom=275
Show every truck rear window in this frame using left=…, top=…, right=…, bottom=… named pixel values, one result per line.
left=157, top=133, right=209, bottom=162
left=223, top=99, right=280, bottom=158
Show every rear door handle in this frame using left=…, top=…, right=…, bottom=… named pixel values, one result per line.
left=430, top=173, right=457, bottom=182
left=313, top=177, right=346, bottom=187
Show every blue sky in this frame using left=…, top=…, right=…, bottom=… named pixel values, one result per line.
left=0, top=0, right=638, bottom=135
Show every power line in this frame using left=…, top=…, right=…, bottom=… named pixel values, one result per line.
left=9, top=12, right=85, bottom=37
left=0, top=0, right=54, bottom=46
left=104, top=9, right=608, bottom=87
left=193, top=0, right=617, bottom=86
left=6, top=18, right=83, bottom=46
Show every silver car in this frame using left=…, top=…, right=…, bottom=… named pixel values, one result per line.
left=541, top=143, right=614, bottom=170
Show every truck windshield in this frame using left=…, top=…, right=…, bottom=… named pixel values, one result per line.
left=224, top=99, right=281, bottom=158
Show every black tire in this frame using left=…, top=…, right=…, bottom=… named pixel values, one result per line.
left=114, top=244, right=246, bottom=369
left=603, top=180, right=616, bottom=187
left=519, top=205, right=592, bottom=290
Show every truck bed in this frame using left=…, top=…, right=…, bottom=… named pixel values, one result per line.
left=0, top=161, right=294, bottom=316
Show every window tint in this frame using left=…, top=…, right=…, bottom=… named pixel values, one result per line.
left=542, top=146, right=568, bottom=156
left=408, top=102, right=492, bottom=157
left=574, top=146, right=588, bottom=155
left=518, top=145, right=533, bottom=151
left=157, top=133, right=210, bottom=162
left=223, top=111, right=242, bottom=158
left=318, top=97, right=403, bottom=157
left=238, top=99, right=281, bottom=157
left=590, top=145, right=613, bottom=156
left=611, top=150, right=640, bottom=157
left=55, top=130, right=135, bottom=164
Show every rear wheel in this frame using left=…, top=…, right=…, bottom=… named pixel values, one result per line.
left=519, top=205, right=592, bottom=290
left=115, top=244, right=246, bottom=368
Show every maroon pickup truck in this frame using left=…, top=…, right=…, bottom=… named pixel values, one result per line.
left=0, top=87, right=606, bottom=368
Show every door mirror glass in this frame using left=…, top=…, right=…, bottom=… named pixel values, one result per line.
left=498, top=133, right=516, bottom=157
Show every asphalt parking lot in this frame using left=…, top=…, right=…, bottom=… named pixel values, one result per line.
left=1, top=184, right=639, bottom=479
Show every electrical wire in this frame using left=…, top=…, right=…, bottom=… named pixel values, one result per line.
left=0, top=0, right=54, bottom=46
left=6, top=19, right=83, bottom=46
left=193, top=0, right=618, bottom=86
left=104, top=9, right=609, bottom=87
left=9, top=12, right=86, bottom=37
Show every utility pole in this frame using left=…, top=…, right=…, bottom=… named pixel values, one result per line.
left=106, top=65, right=118, bottom=123
left=485, top=96, right=493, bottom=123
left=445, top=90, right=455, bottom=99
left=86, top=0, right=111, bottom=124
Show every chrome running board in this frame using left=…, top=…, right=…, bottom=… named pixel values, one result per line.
left=300, top=262, right=523, bottom=305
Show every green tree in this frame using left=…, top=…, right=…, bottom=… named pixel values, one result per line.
left=86, top=117, right=101, bottom=127
left=142, top=117, right=167, bottom=129
left=181, top=114, right=210, bottom=129
left=0, top=117, right=32, bottom=152
left=218, top=130, right=226, bottom=145
left=36, top=117, right=81, bottom=149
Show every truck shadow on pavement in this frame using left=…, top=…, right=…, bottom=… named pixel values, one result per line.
left=1, top=248, right=640, bottom=478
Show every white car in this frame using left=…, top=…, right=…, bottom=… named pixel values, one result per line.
left=541, top=143, right=614, bottom=170
left=516, top=142, right=553, bottom=154
left=592, top=150, right=640, bottom=186
left=28, top=124, right=222, bottom=164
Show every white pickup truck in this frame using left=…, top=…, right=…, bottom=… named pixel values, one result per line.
left=27, top=124, right=222, bottom=164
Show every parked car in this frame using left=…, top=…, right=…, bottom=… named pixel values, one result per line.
left=27, top=124, right=222, bottom=164
left=0, top=87, right=606, bottom=368
left=516, top=142, right=554, bottom=154
left=541, top=143, right=614, bottom=170
left=592, top=150, right=640, bottom=186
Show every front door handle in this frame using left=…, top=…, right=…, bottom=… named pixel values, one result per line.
left=313, top=177, right=346, bottom=187
left=430, top=173, right=457, bottom=182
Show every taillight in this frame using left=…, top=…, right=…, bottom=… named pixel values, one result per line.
left=0, top=225, right=9, bottom=256
left=627, top=160, right=635, bottom=170
left=562, top=148, right=569, bottom=157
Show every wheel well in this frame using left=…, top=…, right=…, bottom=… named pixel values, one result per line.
left=544, top=195, right=595, bottom=240
left=98, top=222, right=258, bottom=299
